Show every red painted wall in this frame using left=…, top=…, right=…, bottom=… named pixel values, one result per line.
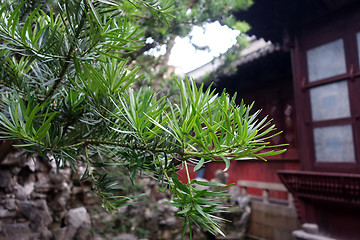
left=176, top=54, right=300, bottom=200
left=204, top=160, right=300, bottom=184
left=177, top=159, right=300, bottom=199
left=204, top=160, right=300, bottom=198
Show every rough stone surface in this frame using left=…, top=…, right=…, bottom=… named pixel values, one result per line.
left=113, top=233, right=138, bottom=240
left=49, top=182, right=71, bottom=212
left=0, top=222, right=32, bottom=238
left=237, top=195, right=251, bottom=209
left=74, top=225, right=93, bottom=240
left=0, top=147, right=251, bottom=240
left=4, top=199, right=16, bottom=210
left=214, top=169, right=228, bottom=184
left=39, top=228, right=53, bottom=240
left=0, top=169, right=11, bottom=188
left=34, top=176, right=51, bottom=193
left=52, top=227, right=67, bottom=240
left=0, top=150, right=93, bottom=240
left=17, top=199, right=52, bottom=230
left=14, top=183, right=29, bottom=200
left=0, top=152, right=27, bottom=166
left=0, top=208, right=16, bottom=218
left=229, top=185, right=241, bottom=204
left=65, top=207, right=90, bottom=229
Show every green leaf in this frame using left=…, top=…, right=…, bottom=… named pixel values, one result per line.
left=220, top=155, right=230, bottom=172
left=35, top=112, right=56, bottom=141
left=172, top=172, right=190, bottom=194
left=165, top=201, right=184, bottom=208
left=0, top=112, right=16, bottom=131
left=177, top=204, right=192, bottom=215
left=157, top=186, right=167, bottom=193
left=0, top=1, right=287, bottom=239
left=98, top=0, right=121, bottom=6
left=191, top=180, right=225, bottom=187
left=193, top=158, right=204, bottom=172
left=25, top=104, right=40, bottom=134
left=13, top=143, right=36, bottom=147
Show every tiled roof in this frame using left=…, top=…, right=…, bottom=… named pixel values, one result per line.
left=186, top=37, right=282, bottom=79
left=234, top=41, right=281, bottom=66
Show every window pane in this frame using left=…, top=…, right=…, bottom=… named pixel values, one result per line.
left=307, top=39, right=346, bottom=82
left=314, top=125, right=355, bottom=163
left=357, top=32, right=360, bottom=68
left=310, top=81, right=351, bottom=121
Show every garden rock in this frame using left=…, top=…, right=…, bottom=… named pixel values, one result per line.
left=17, top=199, right=52, bottom=230
left=114, top=233, right=137, bottom=240
left=0, top=151, right=95, bottom=240
left=228, top=185, right=241, bottom=204
left=65, top=207, right=91, bottom=229
left=0, top=169, right=11, bottom=189
left=4, top=199, right=16, bottom=211
left=14, top=182, right=34, bottom=200
left=0, top=152, right=27, bottom=166
left=0, top=208, right=16, bottom=218
left=0, top=222, right=32, bottom=239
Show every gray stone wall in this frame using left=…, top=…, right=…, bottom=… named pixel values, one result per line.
left=0, top=145, right=251, bottom=240
left=0, top=148, right=92, bottom=240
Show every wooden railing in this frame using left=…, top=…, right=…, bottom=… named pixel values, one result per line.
left=278, top=170, right=360, bottom=205
left=237, top=180, right=294, bottom=207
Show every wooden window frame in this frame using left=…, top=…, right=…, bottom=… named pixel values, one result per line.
left=292, top=9, right=360, bottom=173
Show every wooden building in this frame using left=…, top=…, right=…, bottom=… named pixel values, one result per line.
left=186, top=37, right=301, bottom=239
left=230, top=0, right=360, bottom=239
left=200, top=38, right=300, bottom=198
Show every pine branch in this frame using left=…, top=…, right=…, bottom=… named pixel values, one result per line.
left=43, top=3, right=88, bottom=101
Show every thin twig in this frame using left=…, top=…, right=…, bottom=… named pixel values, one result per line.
left=43, top=3, right=88, bottom=102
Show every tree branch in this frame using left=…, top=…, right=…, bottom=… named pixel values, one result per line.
left=43, top=3, right=87, bottom=102
left=128, top=42, right=157, bottom=63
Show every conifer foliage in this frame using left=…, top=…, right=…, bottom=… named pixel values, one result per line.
left=0, top=0, right=285, bottom=238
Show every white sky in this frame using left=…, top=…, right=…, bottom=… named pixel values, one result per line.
left=168, top=21, right=240, bottom=74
